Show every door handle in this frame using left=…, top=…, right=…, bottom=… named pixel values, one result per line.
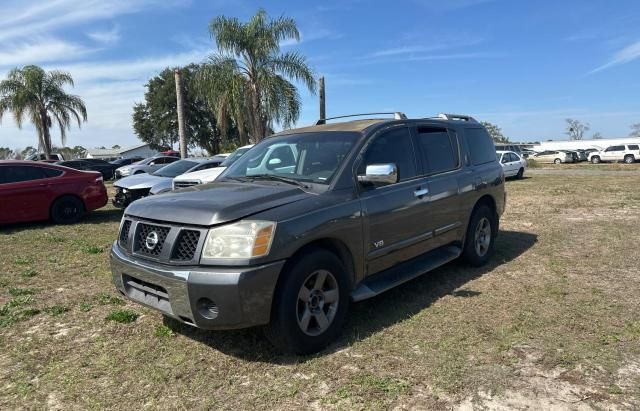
left=414, top=188, right=429, bottom=197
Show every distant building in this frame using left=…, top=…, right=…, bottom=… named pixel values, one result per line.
left=531, top=137, right=640, bottom=152
left=85, top=144, right=158, bottom=160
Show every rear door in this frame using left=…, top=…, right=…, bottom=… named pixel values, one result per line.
left=0, top=165, right=55, bottom=223
left=604, top=146, right=624, bottom=161
left=358, top=125, right=433, bottom=275
left=413, top=125, right=464, bottom=249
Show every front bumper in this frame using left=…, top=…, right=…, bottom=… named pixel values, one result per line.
left=112, top=187, right=150, bottom=208
left=110, top=243, right=285, bottom=329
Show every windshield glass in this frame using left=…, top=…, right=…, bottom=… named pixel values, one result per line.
left=220, top=147, right=252, bottom=167
left=222, top=132, right=359, bottom=185
left=152, top=160, right=198, bottom=177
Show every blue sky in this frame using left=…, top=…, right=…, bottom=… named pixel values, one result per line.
left=1, top=0, right=640, bottom=150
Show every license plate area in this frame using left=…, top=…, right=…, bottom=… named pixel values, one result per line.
left=122, top=274, right=173, bottom=314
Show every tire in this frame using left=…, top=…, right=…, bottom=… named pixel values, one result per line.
left=554, top=158, right=561, bottom=164
left=591, top=156, right=600, bottom=164
left=51, top=195, right=85, bottom=224
left=265, top=249, right=349, bottom=355
left=516, top=168, right=524, bottom=179
left=624, top=155, right=634, bottom=164
left=462, top=205, right=497, bottom=267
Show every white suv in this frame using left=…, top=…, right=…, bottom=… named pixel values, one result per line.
left=172, top=145, right=253, bottom=189
left=588, top=144, right=640, bottom=164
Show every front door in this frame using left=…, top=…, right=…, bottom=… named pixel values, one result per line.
left=358, top=126, right=433, bottom=275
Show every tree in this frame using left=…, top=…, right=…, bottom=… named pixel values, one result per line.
left=629, top=123, right=640, bottom=137
left=198, top=9, right=316, bottom=142
left=0, top=147, right=14, bottom=159
left=112, top=144, right=121, bottom=149
left=133, top=65, right=232, bottom=154
left=20, top=146, right=36, bottom=158
left=565, top=119, right=590, bottom=140
left=480, top=121, right=510, bottom=143
left=592, top=132, right=603, bottom=140
left=0, top=65, right=87, bottom=160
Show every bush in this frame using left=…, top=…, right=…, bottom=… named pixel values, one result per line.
left=106, top=309, right=139, bottom=324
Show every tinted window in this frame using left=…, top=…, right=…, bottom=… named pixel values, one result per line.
left=416, top=127, right=459, bottom=174
left=509, top=153, right=519, bottom=162
left=360, top=127, right=417, bottom=181
left=628, top=145, right=639, bottom=150
left=268, top=145, right=296, bottom=168
left=42, top=168, right=64, bottom=178
left=0, top=166, right=47, bottom=184
left=607, top=146, right=624, bottom=151
left=152, top=160, right=199, bottom=177
left=464, top=128, right=496, bottom=165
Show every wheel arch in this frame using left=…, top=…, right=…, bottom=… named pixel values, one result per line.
left=49, top=193, right=86, bottom=219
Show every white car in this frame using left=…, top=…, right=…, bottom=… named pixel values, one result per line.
left=172, top=145, right=254, bottom=189
left=588, top=144, right=640, bottom=164
left=531, top=150, right=573, bottom=164
left=497, top=150, right=527, bottom=179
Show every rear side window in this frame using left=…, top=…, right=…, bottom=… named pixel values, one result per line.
left=628, top=145, right=639, bottom=150
left=607, top=146, right=624, bottom=151
left=42, top=168, right=64, bottom=178
left=360, top=127, right=417, bottom=181
left=415, top=127, right=459, bottom=174
left=0, top=166, right=47, bottom=184
left=464, top=128, right=496, bottom=165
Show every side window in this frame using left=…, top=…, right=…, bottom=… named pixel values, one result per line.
left=165, top=157, right=179, bottom=164
left=464, top=128, right=496, bottom=165
left=359, top=127, right=417, bottom=182
left=627, top=145, right=639, bottom=150
left=508, top=153, right=518, bottom=162
left=0, top=166, right=47, bottom=184
left=42, top=168, right=64, bottom=178
left=415, top=127, right=459, bottom=174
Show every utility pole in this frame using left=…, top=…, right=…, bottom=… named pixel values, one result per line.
left=174, top=68, right=187, bottom=159
left=319, top=76, right=326, bottom=121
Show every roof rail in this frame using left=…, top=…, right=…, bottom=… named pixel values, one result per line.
left=316, top=112, right=407, bottom=125
left=433, top=113, right=478, bottom=123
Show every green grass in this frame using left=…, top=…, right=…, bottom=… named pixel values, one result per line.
left=106, top=309, right=139, bottom=324
left=0, top=176, right=639, bottom=409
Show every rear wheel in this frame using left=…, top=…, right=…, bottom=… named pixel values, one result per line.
left=51, top=195, right=85, bottom=224
left=462, top=205, right=497, bottom=267
left=265, top=249, right=349, bottom=355
left=554, top=158, right=561, bottom=164
left=516, top=168, right=524, bottom=179
left=591, top=156, right=601, bottom=164
left=624, top=155, right=634, bottom=164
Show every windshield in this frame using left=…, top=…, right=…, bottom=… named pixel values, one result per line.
left=222, top=132, right=359, bottom=185
left=220, top=147, right=252, bottom=167
left=152, top=160, right=198, bottom=177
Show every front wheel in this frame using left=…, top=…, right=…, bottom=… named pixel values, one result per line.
left=462, top=205, right=497, bottom=267
left=516, top=168, right=524, bottom=179
left=624, top=155, right=635, bottom=164
left=265, top=249, right=349, bottom=355
left=554, top=158, right=561, bottom=164
left=591, top=156, right=601, bottom=164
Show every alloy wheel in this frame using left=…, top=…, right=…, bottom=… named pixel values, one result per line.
left=296, top=269, right=339, bottom=336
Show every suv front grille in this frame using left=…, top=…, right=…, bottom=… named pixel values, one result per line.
left=119, top=220, right=132, bottom=247
left=134, top=223, right=170, bottom=257
left=172, top=230, right=201, bottom=261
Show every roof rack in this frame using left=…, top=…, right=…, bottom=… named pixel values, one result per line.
left=433, top=113, right=478, bottom=123
left=315, top=112, right=407, bottom=125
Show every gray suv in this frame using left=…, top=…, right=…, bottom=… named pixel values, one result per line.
left=111, top=113, right=505, bottom=354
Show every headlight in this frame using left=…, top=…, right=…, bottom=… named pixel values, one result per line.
left=201, top=221, right=276, bottom=260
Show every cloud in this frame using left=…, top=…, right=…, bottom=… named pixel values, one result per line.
left=87, top=25, right=120, bottom=45
left=590, top=40, right=640, bottom=74
left=0, top=38, right=94, bottom=67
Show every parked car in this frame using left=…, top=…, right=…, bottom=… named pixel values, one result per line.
left=588, top=144, right=640, bottom=164
left=0, top=161, right=107, bottom=225
left=558, top=150, right=579, bottom=163
left=113, top=158, right=223, bottom=208
left=26, top=153, right=66, bottom=162
left=56, top=159, right=118, bottom=180
left=573, top=149, right=588, bottom=162
left=109, top=157, right=144, bottom=168
left=172, top=145, right=254, bottom=189
left=532, top=150, right=573, bottom=164
left=114, top=155, right=179, bottom=179
left=148, top=156, right=227, bottom=195
left=496, top=150, right=527, bottom=178
left=520, top=149, right=536, bottom=158
left=494, top=144, right=523, bottom=156
left=111, top=112, right=505, bottom=354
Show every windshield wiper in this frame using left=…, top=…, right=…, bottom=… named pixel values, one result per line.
left=246, top=174, right=309, bottom=188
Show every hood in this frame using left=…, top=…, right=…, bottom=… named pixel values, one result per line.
left=125, top=181, right=310, bottom=226
left=173, top=166, right=226, bottom=184
left=149, top=179, right=174, bottom=195
left=114, top=173, right=170, bottom=190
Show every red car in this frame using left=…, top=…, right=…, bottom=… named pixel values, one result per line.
left=0, top=161, right=108, bottom=225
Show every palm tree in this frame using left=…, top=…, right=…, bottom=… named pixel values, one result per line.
left=0, top=65, right=87, bottom=160
left=198, top=9, right=316, bottom=142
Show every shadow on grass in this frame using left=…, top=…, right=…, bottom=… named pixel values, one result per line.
left=166, top=230, right=537, bottom=363
left=0, top=207, right=122, bottom=234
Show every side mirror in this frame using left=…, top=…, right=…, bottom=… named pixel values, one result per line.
left=358, top=164, right=398, bottom=186
left=267, top=158, right=282, bottom=170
